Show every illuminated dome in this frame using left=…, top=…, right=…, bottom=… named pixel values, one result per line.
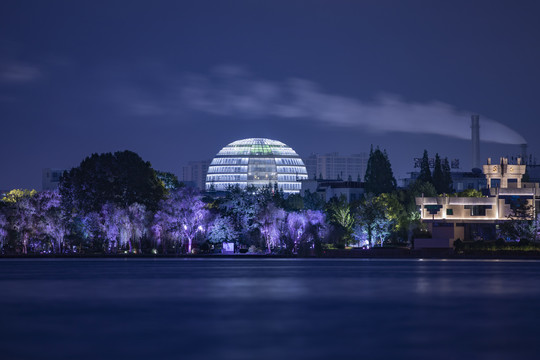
left=206, top=138, right=308, bottom=193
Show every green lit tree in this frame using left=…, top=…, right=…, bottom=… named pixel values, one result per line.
left=156, top=171, right=183, bottom=192
left=356, top=194, right=388, bottom=247
left=327, top=195, right=355, bottom=247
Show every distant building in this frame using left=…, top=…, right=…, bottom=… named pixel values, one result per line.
left=305, top=153, right=368, bottom=181
left=42, top=168, right=68, bottom=191
left=182, top=160, right=212, bottom=190
left=401, top=169, right=487, bottom=192
left=525, top=164, right=540, bottom=184
left=415, top=157, right=539, bottom=249
left=301, top=179, right=365, bottom=203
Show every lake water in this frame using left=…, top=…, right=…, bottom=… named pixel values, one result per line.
left=1, top=258, right=539, bottom=359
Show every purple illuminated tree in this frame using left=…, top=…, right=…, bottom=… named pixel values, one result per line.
left=3, top=191, right=36, bottom=254
left=100, top=203, right=122, bottom=252
left=33, top=191, right=68, bottom=253
left=286, top=212, right=307, bottom=251
left=286, top=210, right=327, bottom=253
left=155, top=187, right=208, bottom=254
left=152, top=210, right=175, bottom=253
left=98, top=203, right=148, bottom=253
left=0, top=213, right=7, bottom=251
left=257, top=203, right=286, bottom=252
left=126, top=203, right=148, bottom=253
left=304, top=210, right=327, bottom=241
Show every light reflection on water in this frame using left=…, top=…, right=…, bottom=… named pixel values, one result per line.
left=1, top=258, right=540, bottom=360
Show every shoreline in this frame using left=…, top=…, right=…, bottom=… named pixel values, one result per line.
left=2, top=249, right=540, bottom=260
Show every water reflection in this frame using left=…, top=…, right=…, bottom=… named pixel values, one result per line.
left=1, top=258, right=540, bottom=360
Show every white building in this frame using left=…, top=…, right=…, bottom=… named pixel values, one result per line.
left=206, top=138, right=308, bottom=194
left=182, top=160, right=212, bottom=190
left=301, top=179, right=365, bottom=203
left=415, top=157, right=538, bottom=248
left=305, top=153, right=368, bottom=181
left=42, top=168, right=68, bottom=190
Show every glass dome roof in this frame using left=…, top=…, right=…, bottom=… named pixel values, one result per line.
left=206, top=138, right=308, bottom=193
left=215, top=138, right=299, bottom=157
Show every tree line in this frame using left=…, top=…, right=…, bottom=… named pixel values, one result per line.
left=4, top=147, right=525, bottom=255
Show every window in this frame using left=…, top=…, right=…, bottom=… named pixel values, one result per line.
left=464, top=205, right=491, bottom=216
left=425, top=205, right=442, bottom=215
left=446, top=209, right=453, bottom=215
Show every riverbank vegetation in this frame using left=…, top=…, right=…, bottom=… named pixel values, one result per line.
left=1, top=149, right=538, bottom=256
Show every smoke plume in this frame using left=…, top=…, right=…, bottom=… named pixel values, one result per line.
left=180, top=66, right=526, bottom=145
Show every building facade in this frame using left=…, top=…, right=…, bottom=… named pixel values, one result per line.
left=206, top=138, right=308, bottom=194
left=401, top=170, right=487, bottom=191
left=42, top=168, right=68, bottom=190
left=182, top=160, right=212, bottom=190
left=301, top=179, right=365, bottom=203
left=305, top=153, right=368, bottom=181
left=415, top=157, right=538, bottom=248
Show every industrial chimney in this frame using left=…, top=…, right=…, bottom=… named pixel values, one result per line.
left=471, top=115, right=480, bottom=170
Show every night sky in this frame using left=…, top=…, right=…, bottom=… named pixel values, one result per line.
left=1, top=0, right=539, bottom=190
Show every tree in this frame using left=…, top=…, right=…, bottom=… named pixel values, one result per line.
left=80, top=212, right=104, bottom=252
left=100, top=203, right=123, bottom=252
left=33, top=191, right=68, bottom=253
left=0, top=213, right=7, bottom=252
left=221, top=185, right=261, bottom=243
left=208, top=215, right=238, bottom=244
left=499, top=198, right=536, bottom=241
left=125, top=203, right=148, bottom=252
left=432, top=153, right=444, bottom=194
left=418, top=150, right=432, bottom=184
left=257, top=203, right=286, bottom=252
left=364, top=146, right=396, bottom=195
left=165, top=187, right=208, bottom=253
left=356, top=194, right=392, bottom=247
left=286, top=210, right=327, bottom=255
left=153, top=189, right=201, bottom=254
left=282, top=193, right=304, bottom=212
left=327, top=196, right=355, bottom=246
left=1, top=189, right=37, bottom=254
left=286, top=212, right=308, bottom=251
left=375, top=193, right=405, bottom=235
left=456, top=189, right=482, bottom=197
left=59, top=150, right=166, bottom=214
left=409, top=180, right=437, bottom=198
left=156, top=171, right=183, bottom=192
left=1, top=189, right=37, bottom=203
left=442, top=157, right=453, bottom=193
left=303, top=190, right=325, bottom=211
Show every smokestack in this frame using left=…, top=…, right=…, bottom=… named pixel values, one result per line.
left=471, top=115, right=480, bottom=170
left=520, top=143, right=528, bottom=164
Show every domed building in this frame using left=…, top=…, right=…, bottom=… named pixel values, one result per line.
left=205, top=138, right=308, bottom=193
